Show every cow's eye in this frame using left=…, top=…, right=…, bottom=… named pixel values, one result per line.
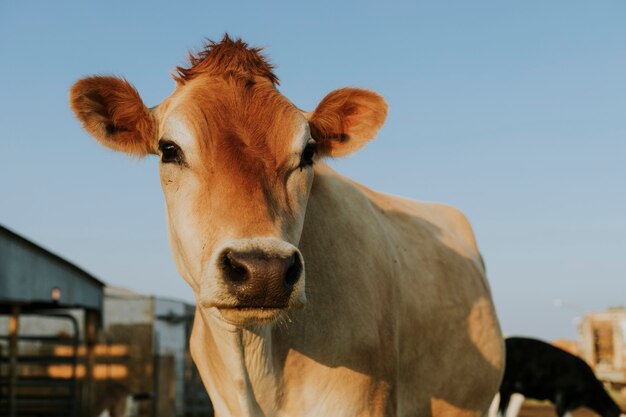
left=300, top=140, right=317, bottom=169
left=158, top=140, right=184, bottom=165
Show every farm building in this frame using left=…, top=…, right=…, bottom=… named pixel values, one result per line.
left=100, top=286, right=212, bottom=417
left=0, top=225, right=212, bottom=417
left=0, top=224, right=104, bottom=416
left=579, top=307, right=626, bottom=388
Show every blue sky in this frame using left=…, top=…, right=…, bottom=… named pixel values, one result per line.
left=1, top=1, right=625, bottom=340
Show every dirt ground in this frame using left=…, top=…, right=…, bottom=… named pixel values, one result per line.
left=519, top=402, right=597, bottom=417
left=518, top=395, right=626, bottom=417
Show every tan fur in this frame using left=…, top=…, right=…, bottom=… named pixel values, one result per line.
left=69, top=76, right=156, bottom=156
left=174, top=76, right=304, bottom=228
left=70, top=35, right=504, bottom=417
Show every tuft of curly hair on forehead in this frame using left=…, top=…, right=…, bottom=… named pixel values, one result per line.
left=174, top=34, right=279, bottom=86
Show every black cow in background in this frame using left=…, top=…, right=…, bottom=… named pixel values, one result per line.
left=490, top=337, right=624, bottom=417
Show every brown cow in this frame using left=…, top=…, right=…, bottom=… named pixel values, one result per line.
left=70, top=35, right=504, bottom=417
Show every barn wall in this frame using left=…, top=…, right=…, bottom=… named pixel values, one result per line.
left=0, top=226, right=103, bottom=310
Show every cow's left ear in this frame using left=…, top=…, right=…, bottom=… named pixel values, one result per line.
left=308, top=88, right=387, bottom=157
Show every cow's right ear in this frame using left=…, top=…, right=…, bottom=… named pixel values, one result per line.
left=69, top=76, right=157, bottom=156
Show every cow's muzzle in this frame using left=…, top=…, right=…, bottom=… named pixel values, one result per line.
left=219, top=248, right=302, bottom=307
left=202, top=238, right=306, bottom=326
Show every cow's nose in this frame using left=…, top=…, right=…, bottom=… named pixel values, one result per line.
left=219, top=249, right=302, bottom=306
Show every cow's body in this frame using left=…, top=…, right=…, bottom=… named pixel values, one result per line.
left=191, top=163, right=503, bottom=417
left=495, top=337, right=623, bottom=417
left=70, top=35, right=504, bottom=417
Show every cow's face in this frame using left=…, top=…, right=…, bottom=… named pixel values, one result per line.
left=154, top=77, right=314, bottom=324
left=69, top=37, right=386, bottom=326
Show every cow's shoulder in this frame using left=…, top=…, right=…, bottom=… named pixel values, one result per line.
left=421, top=201, right=481, bottom=256
left=366, top=189, right=483, bottom=266
left=314, top=164, right=484, bottom=270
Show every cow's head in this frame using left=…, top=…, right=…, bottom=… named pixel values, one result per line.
left=70, top=36, right=387, bottom=326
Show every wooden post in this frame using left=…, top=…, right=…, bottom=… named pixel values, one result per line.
left=7, top=305, right=20, bottom=417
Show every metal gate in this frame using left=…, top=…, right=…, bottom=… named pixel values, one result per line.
left=0, top=309, right=81, bottom=417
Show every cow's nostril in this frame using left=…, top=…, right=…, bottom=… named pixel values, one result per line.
left=284, top=254, right=302, bottom=288
left=221, top=250, right=249, bottom=284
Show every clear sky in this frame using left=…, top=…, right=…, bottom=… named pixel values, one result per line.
left=1, top=1, right=625, bottom=340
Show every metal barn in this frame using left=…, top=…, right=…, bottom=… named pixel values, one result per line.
left=0, top=224, right=104, bottom=417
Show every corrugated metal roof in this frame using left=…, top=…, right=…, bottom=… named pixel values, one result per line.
left=0, top=224, right=104, bottom=311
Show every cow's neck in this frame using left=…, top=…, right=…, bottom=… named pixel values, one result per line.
left=194, top=308, right=283, bottom=417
